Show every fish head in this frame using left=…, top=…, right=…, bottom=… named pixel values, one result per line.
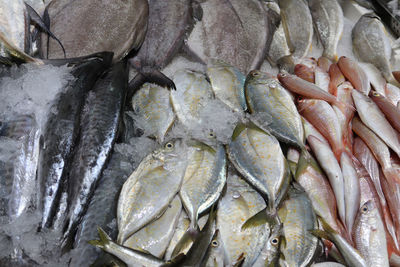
left=245, top=70, right=275, bottom=86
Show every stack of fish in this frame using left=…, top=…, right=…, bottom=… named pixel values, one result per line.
left=2, top=0, right=400, bottom=266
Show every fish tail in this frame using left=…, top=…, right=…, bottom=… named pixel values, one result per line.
left=88, top=227, right=111, bottom=249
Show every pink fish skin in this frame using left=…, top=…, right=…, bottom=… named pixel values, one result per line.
left=338, top=56, right=370, bottom=95
left=318, top=56, right=332, bottom=72
left=328, top=63, right=345, bottom=96
left=370, top=91, right=400, bottom=133
left=294, top=64, right=315, bottom=83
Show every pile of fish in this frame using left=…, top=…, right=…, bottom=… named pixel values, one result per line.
left=2, top=0, right=400, bottom=266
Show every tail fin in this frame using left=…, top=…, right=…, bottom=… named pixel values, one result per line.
left=241, top=208, right=278, bottom=230
left=88, top=227, right=111, bottom=249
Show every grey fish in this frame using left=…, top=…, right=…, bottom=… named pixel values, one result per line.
left=38, top=54, right=112, bottom=229
left=278, top=186, right=318, bottom=267
left=63, top=62, right=128, bottom=245
left=228, top=124, right=291, bottom=214
left=352, top=13, right=400, bottom=86
left=164, top=211, right=191, bottom=261
left=253, top=223, right=282, bottom=267
left=216, top=170, right=268, bottom=267
left=42, top=0, right=148, bottom=61
left=200, top=229, right=226, bottom=267
left=186, top=0, right=272, bottom=73
left=129, top=0, right=195, bottom=88
left=279, top=0, right=313, bottom=59
left=180, top=142, right=226, bottom=230
left=308, top=0, right=343, bottom=61
left=245, top=70, right=304, bottom=148
left=117, top=139, right=188, bottom=243
left=69, top=143, right=136, bottom=267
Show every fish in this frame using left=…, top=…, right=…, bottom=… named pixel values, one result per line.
left=180, top=142, right=226, bottom=231
left=352, top=13, right=400, bottom=86
left=312, top=262, right=345, bottom=267
left=186, top=0, right=273, bottom=74
left=299, top=99, right=344, bottom=159
left=207, top=59, right=247, bottom=112
left=308, top=0, right=343, bottom=61
left=370, top=91, right=400, bottom=133
left=170, top=69, right=213, bottom=130
left=89, top=227, right=166, bottom=267
left=200, top=229, right=226, bottom=267
left=385, top=84, right=400, bottom=107
left=314, top=67, right=330, bottom=92
left=42, top=0, right=148, bottom=61
left=69, top=142, right=138, bottom=266
left=216, top=171, right=268, bottom=267
left=294, top=150, right=346, bottom=238
left=278, top=185, right=318, bottom=267
left=318, top=57, right=331, bottom=72
left=311, top=219, right=367, bottom=267
left=337, top=56, right=370, bottom=95
left=279, top=0, right=313, bottom=59
left=164, top=211, right=191, bottom=261
left=353, top=201, right=389, bottom=267
left=301, top=117, right=329, bottom=145
left=123, top=195, right=182, bottom=258
left=307, top=135, right=346, bottom=225
left=340, top=152, right=360, bottom=235
left=245, top=70, right=304, bottom=148
left=117, top=139, right=188, bottom=243
left=227, top=124, right=291, bottom=214
left=359, top=62, right=387, bottom=96
left=63, top=62, right=129, bottom=245
left=352, top=90, right=400, bottom=158
left=38, top=54, right=112, bottom=229
left=294, top=64, right=315, bottom=83
left=129, top=0, right=194, bottom=88
left=268, top=20, right=293, bottom=71
left=252, top=223, right=281, bottom=267
left=278, top=71, right=348, bottom=112
left=131, top=83, right=175, bottom=142
left=328, top=63, right=345, bottom=96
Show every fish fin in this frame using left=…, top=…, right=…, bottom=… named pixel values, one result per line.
left=233, top=253, right=245, bottom=267
left=171, top=227, right=199, bottom=258
left=191, top=1, right=203, bottom=21
left=88, top=227, right=111, bottom=249
left=241, top=208, right=277, bottom=230
left=142, top=70, right=176, bottom=90
left=25, top=3, right=66, bottom=58
left=309, top=229, right=331, bottom=241
left=162, top=253, right=186, bottom=266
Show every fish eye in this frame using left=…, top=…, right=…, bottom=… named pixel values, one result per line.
left=362, top=206, right=368, bottom=213
left=373, top=92, right=380, bottom=97
left=280, top=73, right=286, bottom=77
left=165, top=142, right=174, bottom=149
left=209, top=132, right=214, bottom=137
left=271, top=238, right=279, bottom=245
left=211, top=240, right=219, bottom=247
left=252, top=71, right=259, bottom=76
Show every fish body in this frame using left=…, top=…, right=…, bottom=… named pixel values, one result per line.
left=252, top=223, right=281, bottom=267
left=42, top=0, right=148, bottom=60
left=352, top=13, right=399, bottom=86
left=337, top=56, right=370, bottom=95
left=228, top=124, right=290, bottom=213
left=117, top=139, right=187, bottom=243
left=217, top=171, right=268, bottom=267
left=131, top=83, right=175, bottom=142
left=245, top=70, right=304, bottom=148
left=63, top=62, right=128, bottom=243
left=39, top=56, right=110, bottom=229
left=207, top=59, right=246, bottom=112
left=279, top=0, right=313, bottom=59
left=180, top=142, right=226, bottom=230
left=200, top=229, right=226, bottom=267
left=308, top=0, right=343, bottom=61
left=370, top=91, right=400, bottom=133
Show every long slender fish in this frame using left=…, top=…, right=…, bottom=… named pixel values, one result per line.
left=308, top=0, right=343, bottom=61
left=39, top=54, right=111, bottom=229
left=63, top=62, right=129, bottom=245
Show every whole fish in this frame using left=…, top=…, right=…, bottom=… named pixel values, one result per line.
left=123, top=195, right=182, bottom=258
left=117, top=139, right=188, bottom=243
left=131, top=83, right=175, bottom=142
left=69, top=142, right=136, bottom=267
left=352, top=90, right=400, bottom=158
left=352, top=13, right=400, bottom=86
left=370, top=91, right=400, bottom=133
left=170, top=70, right=213, bottom=130
left=216, top=171, right=268, bottom=267
left=245, top=70, right=304, bottom=148
left=308, top=0, right=343, bottom=61
left=186, top=0, right=272, bottom=74
left=353, top=201, right=389, bottom=267
left=278, top=186, right=318, bottom=267
left=337, top=56, right=370, bottom=95
left=1, top=115, right=40, bottom=219
left=295, top=150, right=346, bottom=237
left=42, top=0, right=148, bottom=61
left=307, top=135, right=346, bottom=225
left=299, top=99, right=343, bottom=159
left=89, top=228, right=165, bottom=267
left=207, top=59, right=247, bottom=112
left=279, top=0, right=313, bottom=59
left=228, top=124, right=291, bottom=214
left=39, top=54, right=111, bottom=229
left=63, top=62, right=128, bottom=245
left=129, top=0, right=194, bottom=88
left=252, top=223, right=281, bottom=267
left=180, top=142, right=226, bottom=230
